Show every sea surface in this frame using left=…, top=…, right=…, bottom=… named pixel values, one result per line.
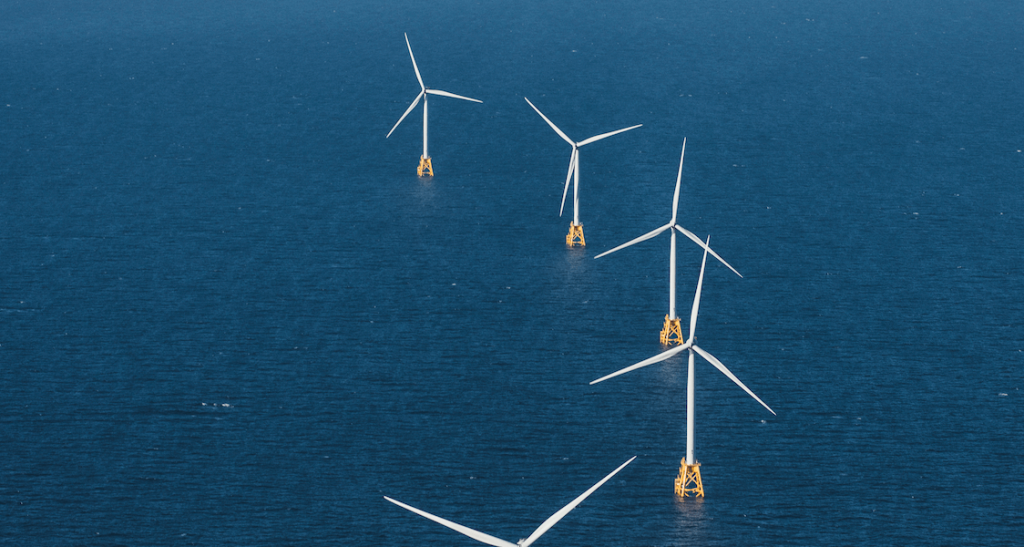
left=2, top=1, right=1022, bottom=545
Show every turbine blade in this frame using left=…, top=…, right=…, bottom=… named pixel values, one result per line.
left=590, top=344, right=690, bottom=385
left=383, top=496, right=518, bottom=547
left=405, top=33, right=425, bottom=91
left=594, top=224, right=671, bottom=259
left=671, top=138, right=686, bottom=224
left=691, top=345, right=776, bottom=415
left=520, top=457, right=637, bottom=547
left=577, top=124, right=642, bottom=147
left=559, top=148, right=576, bottom=217
left=674, top=225, right=742, bottom=278
left=689, top=236, right=709, bottom=342
left=426, top=89, right=483, bottom=103
left=525, top=97, right=574, bottom=146
left=387, top=91, right=424, bottom=138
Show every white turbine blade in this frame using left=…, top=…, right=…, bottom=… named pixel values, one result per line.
left=673, top=225, right=742, bottom=278
left=688, top=236, right=710, bottom=342
left=387, top=91, right=424, bottom=138
left=594, top=224, right=671, bottom=259
left=525, top=97, right=574, bottom=146
left=670, top=138, right=686, bottom=225
left=559, top=148, right=576, bottom=217
left=577, top=124, right=642, bottom=147
left=691, top=345, right=776, bottom=415
left=383, top=496, right=518, bottom=547
left=404, top=33, right=425, bottom=91
left=590, top=344, right=689, bottom=385
left=426, top=89, right=483, bottom=103
left=520, top=457, right=637, bottom=547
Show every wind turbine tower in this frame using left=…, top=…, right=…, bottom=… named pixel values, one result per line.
left=387, top=33, right=482, bottom=177
left=591, top=242, right=774, bottom=497
left=525, top=98, right=641, bottom=246
left=595, top=140, right=741, bottom=345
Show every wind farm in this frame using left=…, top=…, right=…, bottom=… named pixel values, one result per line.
left=591, top=242, right=774, bottom=497
left=384, top=457, right=636, bottom=547
left=16, top=4, right=1021, bottom=545
left=595, top=139, right=742, bottom=345
left=387, top=33, right=482, bottom=177
left=524, top=97, right=641, bottom=246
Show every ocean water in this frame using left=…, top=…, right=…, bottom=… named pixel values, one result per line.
left=1, top=1, right=1022, bottom=545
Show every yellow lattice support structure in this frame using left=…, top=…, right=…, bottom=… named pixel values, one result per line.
left=675, top=461, right=704, bottom=497
left=417, top=156, right=433, bottom=177
left=660, top=315, right=683, bottom=345
left=566, top=224, right=585, bottom=247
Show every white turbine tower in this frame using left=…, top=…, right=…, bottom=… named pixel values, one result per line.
left=387, top=33, right=482, bottom=177
left=384, top=457, right=636, bottom=547
left=525, top=97, right=641, bottom=247
left=595, top=139, right=742, bottom=345
left=591, top=243, right=774, bottom=497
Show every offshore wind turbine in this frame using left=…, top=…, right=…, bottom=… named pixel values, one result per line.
left=525, top=97, right=641, bottom=247
left=595, top=139, right=742, bottom=345
left=387, top=33, right=482, bottom=177
left=384, top=457, right=636, bottom=547
left=591, top=242, right=774, bottom=497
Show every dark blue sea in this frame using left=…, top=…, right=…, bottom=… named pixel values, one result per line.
left=2, top=1, right=1022, bottom=545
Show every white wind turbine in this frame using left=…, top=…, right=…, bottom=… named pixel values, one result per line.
left=595, top=139, right=741, bottom=345
left=384, top=456, right=636, bottom=547
left=591, top=242, right=774, bottom=497
left=387, top=33, right=482, bottom=177
left=525, top=97, right=641, bottom=247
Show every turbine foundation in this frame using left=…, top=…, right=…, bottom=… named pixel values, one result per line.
left=566, top=223, right=585, bottom=247
left=417, top=156, right=433, bottom=177
left=675, top=461, right=704, bottom=497
left=660, top=315, right=684, bottom=345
